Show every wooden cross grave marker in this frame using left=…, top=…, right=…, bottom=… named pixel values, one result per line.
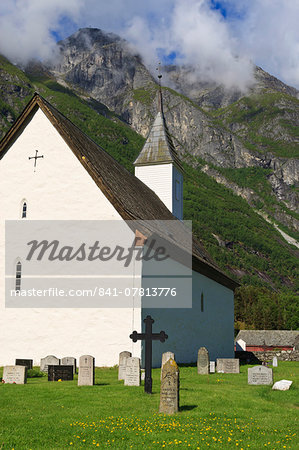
left=130, top=315, right=168, bottom=394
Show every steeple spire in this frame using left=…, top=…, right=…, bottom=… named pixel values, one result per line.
left=157, top=62, right=163, bottom=114
left=134, top=63, right=182, bottom=171
left=134, top=63, right=184, bottom=220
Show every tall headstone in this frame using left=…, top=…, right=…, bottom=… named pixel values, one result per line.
left=48, top=365, right=74, bottom=381
left=15, top=359, right=33, bottom=370
left=118, top=351, right=132, bottom=381
left=2, top=366, right=27, bottom=384
left=248, top=365, right=273, bottom=385
left=124, top=357, right=141, bottom=386
left=61, top=357, right=77, bottom=374
left=161, top=352, right=175, bottom=379
left=197, top=347, right=209, bottom=375
left=272, top=356, right=278, bottom=367
left=216, top=358, right=240, bottom=373
left=78, top=355, right=95, bottom=386
left=159, top=358, right=179, bottom=415
left=209, top=361, right=216, bottom=373
left=40, top=355, right=60, bottom=373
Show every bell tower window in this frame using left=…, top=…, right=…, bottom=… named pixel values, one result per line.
left=22, top=201, right=27, bottom=219
left=16, top=261, right=22, bottom=292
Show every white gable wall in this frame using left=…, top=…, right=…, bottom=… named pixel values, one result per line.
left=0, top=108, right=142, bottom=366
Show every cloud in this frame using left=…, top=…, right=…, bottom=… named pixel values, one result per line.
left=230, top=0, right=299, bottom=89
left=0, top=0, right=84, bottom=64
left=124, top=0, right=254, bottom=90
left=0, top=0, right=298, bottom=90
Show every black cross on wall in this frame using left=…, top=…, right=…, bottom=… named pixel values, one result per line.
left=29, top=150, right=44, bottom=172
left=130, top=315, right=168, bottom=394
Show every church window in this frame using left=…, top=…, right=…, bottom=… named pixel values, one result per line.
left=175, top=180, right=180, bottom=201
left=16, top=261, right=22, bottom=291
left=201, top=292, right=204, bottom=312
left=22, top=201, right=27, bottom=219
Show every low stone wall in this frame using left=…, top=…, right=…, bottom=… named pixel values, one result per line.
left=252, top=350, right=299, bottom=362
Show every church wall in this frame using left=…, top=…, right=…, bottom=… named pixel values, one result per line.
left=142, top=267, right=234, bottom=367
left=135, top=164, right=173, bottom=213
left=0, top=107, right=142, bottom=366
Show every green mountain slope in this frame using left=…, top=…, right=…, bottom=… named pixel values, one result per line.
left=0, top=54, right=298, bottom=330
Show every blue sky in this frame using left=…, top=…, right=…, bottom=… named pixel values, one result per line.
left=0, top=0, right=298, bottom=90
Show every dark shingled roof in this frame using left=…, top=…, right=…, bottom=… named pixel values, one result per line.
left=0, top=93, right=238, bottom=290
left=235, top=330, right=299, bottom=347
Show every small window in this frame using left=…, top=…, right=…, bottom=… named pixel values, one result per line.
left=22, top=202, right=27, bottom=219
left=201, top=293, right=204, bottom=312
left=16, top=261, right=22, bottom=292
left=175, top=180, right=180, bottom=201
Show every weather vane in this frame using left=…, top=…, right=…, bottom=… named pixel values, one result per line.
left=156, top=62, right=163, bottom=113
left=156, top=62, right=162, bottom=84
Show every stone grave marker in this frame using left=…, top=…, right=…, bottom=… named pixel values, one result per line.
left=197, top=347, right=209, bottom=375
left=216, top=358, right=239, bottom=373
left=272, top=356, right=278, bottom=367
left=209, top=361, right=216, bottom=373
left=15, top=359, right=33, bottom=370
left=248, top=365, right=273, bottom=385
left=78, top=355, right=95, bottom=386
left=40, top=355, right=60, bottom=373
left=2, top=365, right=27, bottom=384
left=159, top=358, right=179, bottom=414
left=161, top=352, right=175, bottom=379
left=124, top=357, right=140, bottom=386
left=61, top=357, right=77, bottom=374
left=272, top=379, right=292, bottom=391
left=118, top=351, right=132, bottom=381
left=48, top=365, right=74, bottom=381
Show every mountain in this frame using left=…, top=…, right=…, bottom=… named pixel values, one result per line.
left=49, top=29, right=299, bottom=226
left=0, top=28, right=298, bottom=330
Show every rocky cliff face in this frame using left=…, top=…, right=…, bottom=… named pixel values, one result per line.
left=47, top=28, right=298, bottom=226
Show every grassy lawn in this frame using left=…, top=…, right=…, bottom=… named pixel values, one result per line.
left=0, top=362, right=298, bottom=449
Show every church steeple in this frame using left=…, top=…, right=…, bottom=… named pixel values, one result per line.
left=134, top=68, right=184, bottom=220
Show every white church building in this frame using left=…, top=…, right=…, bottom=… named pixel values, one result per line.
left=0, top=93, right=238, bottom=367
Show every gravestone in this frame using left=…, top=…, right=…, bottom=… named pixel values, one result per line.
left=197, top=347, right=209, bottom=375
left=78, top=355, right=95, bottom=386
left=216, top=358, right=240, bottom=373
left=61, top=357, right=77, bottom=374
left=2, top=365, right=27, bottom=384
left=235, top=338, right=246, bottom=351
left=48, top=365, right=74, bottom=381
left=159, top=358, right=179, bottom=414
left=15, top=359, right=33, bottom=370
left=118, top=351, right=132, bottom=381
left=141, top=369, right=145, bottom=381
left=272, top=356, right=278, bottom=367
left=161, top=352, right=175, bottom=379
left=272, top=379, right=292, bottom=391
left=209, top=361, right=216, bottom=373
left=124, top=357, right=140, bottom=386
left=248, top=365, right=273, bottom=385
left=40, top=355, right=60, bottom=373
